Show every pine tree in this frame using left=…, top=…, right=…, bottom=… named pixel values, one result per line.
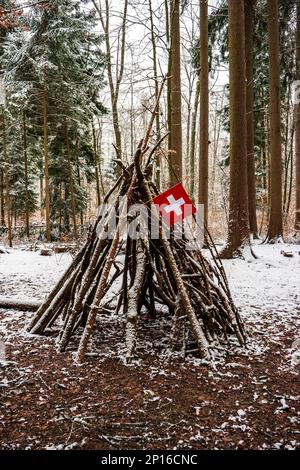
left=1, top=0, right=106, bottom=239
left=0, top=0, right=20, bottom=246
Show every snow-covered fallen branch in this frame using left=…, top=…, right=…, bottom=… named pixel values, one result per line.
left=0, top=297, right=41, bottom=312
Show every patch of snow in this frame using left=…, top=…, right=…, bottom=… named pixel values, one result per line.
left=0, top=249, right=72, bottom=301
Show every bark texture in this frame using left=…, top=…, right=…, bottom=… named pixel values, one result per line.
left=169, top=0, right=183, bottom=185
left=295, top=0, right=300, bottom=230
left=220, top=0, right=250, bottom=259
left=266, top=0, right=283, bottom=241
left=245, top=0, right=258, bottom=237
left=198, top=0, right=209, bottom=229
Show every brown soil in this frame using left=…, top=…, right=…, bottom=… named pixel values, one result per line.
left=0, top=308, right=299, bottom=450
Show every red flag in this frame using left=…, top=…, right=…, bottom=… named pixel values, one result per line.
left=152, top=183, right=196, bottom=226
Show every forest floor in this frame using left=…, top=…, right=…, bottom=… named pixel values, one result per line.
left=0, top=243, right=299, bottom=450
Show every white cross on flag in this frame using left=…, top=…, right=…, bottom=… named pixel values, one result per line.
left=153, top=183, right=196, bottom=226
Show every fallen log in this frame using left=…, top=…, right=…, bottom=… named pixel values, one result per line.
left=39, top=249, right=52, bottom=256
left=0, top=297, right=41, bottom=312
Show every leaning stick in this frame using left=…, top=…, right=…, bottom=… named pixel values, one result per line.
left=76, top=173, right=137, bottom=363
left=27, top=241, right=87, bottom=331
left=76, top=78, right=168, bottom=362
left=135, top=148, right=210, bottom=359
left=125, top=239, right=148, bottom=360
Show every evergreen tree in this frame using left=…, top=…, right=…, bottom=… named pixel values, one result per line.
left=1, top=0, right=106, bottom=239
left=0, top=0, right=21, bottom=245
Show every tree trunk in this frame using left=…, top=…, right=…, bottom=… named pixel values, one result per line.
left=211, top=88, right=225, bottom=208
left=23, top=110, right=30, bottom=238
left=43, top=89, right=51, bottom=242
left=63, top=182, right=70, bottom=232
left=165, top=0, right=172, bottom=159
left=245, top=0, right=258, bottom=237
left=263, top=100, right=269, bottom=196
left=283, top=87, right=294, bottom=218
left=186, top=84, right=192, bottom=177
left=64, top=122, right=77, bottom=238
left=149, top=0, right=161, bottom=189
left=92, top=121, right=101, bottom=206
left=286, top=109, right=294, bottom=217
left=266, top=0, right=283, bottom=241
left=0, top=166, right=4, bottom=226
left=75, top=140, right=84, bottom=227
left=2, top=113, right=12, bottom=247
left=96, top=117, right=105, bottom=195
left=295, top=0, right=300, bottom=230
left=92, top=0, right=128, bottom=170
left=283, top=88, right=290, bottom=217
left=0, top=297, right=40, bottom=312
left=220, top=0, right=250, bottom=259
left=198, top=0, right=209, bottom=229
left=59, top=183, right=63, bottom=231
left=169, top=0, right=183, bottom=185
left=189, top=76, right=200, bottom=199
left=40, top=174, right=44, bottom=220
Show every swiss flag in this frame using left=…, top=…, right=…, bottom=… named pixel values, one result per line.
left=152, top=183, right=196, bottom=226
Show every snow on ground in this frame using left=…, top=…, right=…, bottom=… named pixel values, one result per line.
left=1, top=243, right=298, bottom=308
left=0, top=243, right=299, bottom=369
left=220, top=244, right=300, bottom=370
left=222, top=244, right=299, bottom=316
left=0, top=243, right=299, bottom=450
left=0, top=248, right=72, bottom=301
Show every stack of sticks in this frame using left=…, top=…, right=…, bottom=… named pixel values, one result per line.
left=27, top=79, right=246, bottom=363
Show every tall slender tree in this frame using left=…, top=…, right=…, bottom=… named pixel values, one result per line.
left=189, top=76, right=200, bottom=199
left=43, top=86, right=50, bottom=241
left=92, top=0, right=128, bottom=168
left=0, top=0, right=17, bottom=243
left=245, top=0, right=258, bottom=238
left=220, top=0, right=250, bottom=259
left=22, top=109, right=30, bottom=238
left=92, top=121, right=101, bottom=206
left=266, top=0, right=283, bottom=241
left=198, top=0, right=209, bottom=228
left=148, top=0, right=161, bottom=189
left=165, top=0, right=172, bottom=162
left=169, top=0, right=182, bottom=185
left=0, top=165, right=4, bottom=225
left=295, top=0, right=300, bottom=231
left=1, top=111, right=12, bottom=246
left=64, top=121, right=77, bottom=238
